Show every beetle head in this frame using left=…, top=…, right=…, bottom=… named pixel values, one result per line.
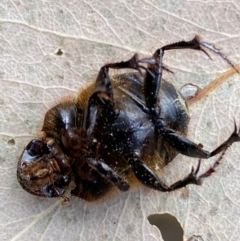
left=17, top=137, right=75, bottom=205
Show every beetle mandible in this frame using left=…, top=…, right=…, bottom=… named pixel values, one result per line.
left=17, top=36, right=240, bottom=205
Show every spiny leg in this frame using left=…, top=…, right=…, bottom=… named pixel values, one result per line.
left=168, top=145, right=228, bottom=191
left=92, top=36, right=237, bottom=115
left=104, top=52, right=164, bottom=111
left=210, top=122, right=240, bottom=157
left=125, top=142, right=232, bottom=192
left=83, top=54, right=157, bottom=134
left=156, top=119, right=240, bottom=159
left=83, top=66, right=118, bottom=135
left=124, top=153, right=169, bottom=191
left=140, top=35, right=238, bottom=110
left=161, top=35, right=238, bottom=72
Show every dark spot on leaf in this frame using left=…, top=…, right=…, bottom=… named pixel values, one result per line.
left=56, top=49, right=63, bottom=56
left=8, top=138, right=15, bottom=145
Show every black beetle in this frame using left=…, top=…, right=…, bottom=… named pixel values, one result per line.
left=17, top=36, right=240, bottom=205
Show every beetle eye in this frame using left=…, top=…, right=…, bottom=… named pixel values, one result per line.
left=26, top=140, right=43, bottom=156
left=26, top=139, right=51, bottom=156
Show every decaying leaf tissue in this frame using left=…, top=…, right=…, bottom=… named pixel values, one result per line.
left=17, top=36, right=240, bottom=205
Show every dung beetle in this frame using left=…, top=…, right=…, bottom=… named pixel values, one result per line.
left=17, top=36, right=240, bottom=205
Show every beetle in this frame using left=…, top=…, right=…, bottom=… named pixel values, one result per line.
left=17, top=36, right=240, bottom=205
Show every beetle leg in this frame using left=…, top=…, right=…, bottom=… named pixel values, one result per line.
left=42, top=102, right=83, bottom=151
left=51, top=185, right=70, bottom=205
left=142, top=49, right=163, bottom=111
left=168, top=147, right=227, bottom=190
left=125, top=153, right=169, bottom=191
left=142, top=35, right=238, bottom=111
left=157, top=119, right=240, bottom=158
left=124, top=152, right=206, bottom=191
left=209, top=122, right=240, bottom=156
left=103, top=50, right=164, bottom=111
left=104, top=53, right=163, bottom=112
left=83, top=66, right=118, bottom=135
left=90, top=52, right=164, bottom=112
left=83, top=56, right=154, bottom=133
left=161, top=35, right=237, bottom=72
left=125, top=145, right=229, bottom=192
left=86, top=157, right=130, bottom=191
left=84, top=36, right=237, bottom=127
left=166, top=159, right=209, bottom=190
left=125, top=151, right=205, bottom=191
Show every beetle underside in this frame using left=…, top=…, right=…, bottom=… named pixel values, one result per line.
left=17, top=36, right=240, bottom=204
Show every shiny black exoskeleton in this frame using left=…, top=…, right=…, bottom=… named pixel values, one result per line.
left=17, top=36, right=240, bottom=204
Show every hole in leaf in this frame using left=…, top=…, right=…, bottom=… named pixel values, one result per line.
left=148, top=213, right=183, bottom=241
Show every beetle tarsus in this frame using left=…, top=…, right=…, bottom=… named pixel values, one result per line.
left=199, top=39, right=238, bottom=73
left=168, top=161, right=203, bottom=191
left=210, top=124, right=240, bottom=156
left=171, top=147, right=228, bottom=190
left=168, top=138, right=232, bottom=191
